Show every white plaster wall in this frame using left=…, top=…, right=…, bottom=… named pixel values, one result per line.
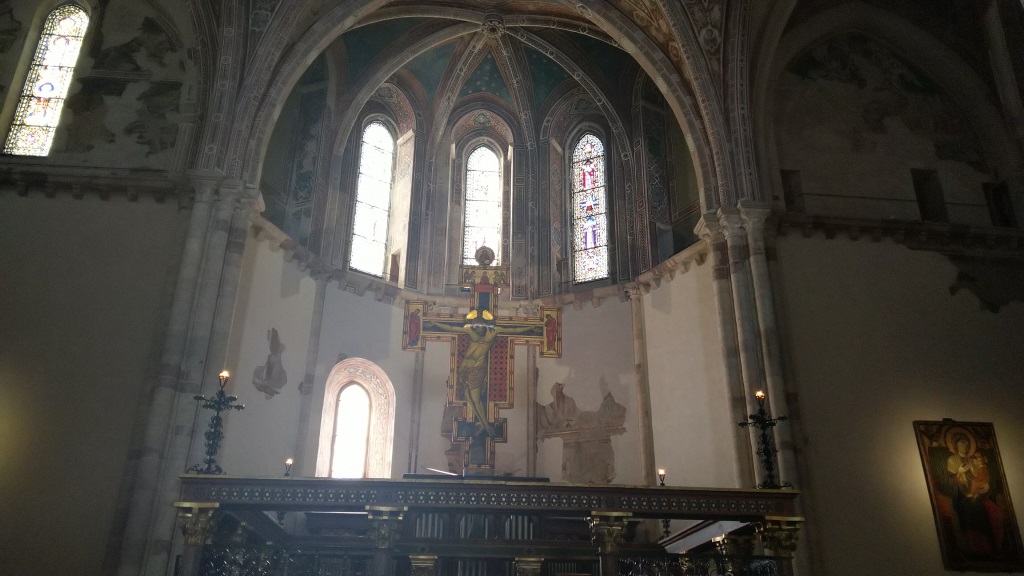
left=775, top=235, right=1024, bottom=575
left=536, top=299, right=640, bottom=484
left=310, top=287, right=416, bottom=478
left=218, top=233, right=317, bottom=477
left=643, top=262, right=737, bottom=489
left=0, top=193, right=187, bottom=576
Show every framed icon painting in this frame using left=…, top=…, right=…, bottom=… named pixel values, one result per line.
left=914, top=421, right=1024, bottom=571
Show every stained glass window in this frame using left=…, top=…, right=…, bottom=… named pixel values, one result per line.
left=331, top=384, right=370, bottom=478
left=463, top=146, right=502, bottom=265
left=571, top=133, right=609, bottom=282
left=350, top=121, right=394, bottom=276
left=4, top=5, right=89, bottom=156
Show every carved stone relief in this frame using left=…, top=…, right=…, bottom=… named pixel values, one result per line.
left=252, top=328, right=288, bottom=398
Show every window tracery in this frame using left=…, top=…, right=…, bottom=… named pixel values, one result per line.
left=350, top=121, right=395, bottom=276
left=4, top=4, right=89, bottom=156
left=571, top=133, right=609, bottom=282
left=463, top=145, right=503, bottom=265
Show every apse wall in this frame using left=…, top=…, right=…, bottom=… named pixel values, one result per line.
left=312, top=287, right=416, bottom=477
left=642, top=261, right=738, bottom=489
left=774, top=235, right=1024, bottom=575
left=535, top=299, right=640, bottom=485
left=218, top=232, right=318, bottom=477
left=0, top=193, right=187, bottom=576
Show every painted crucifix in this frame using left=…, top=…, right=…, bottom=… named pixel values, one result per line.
left=402, top=246, right=562, bottom=476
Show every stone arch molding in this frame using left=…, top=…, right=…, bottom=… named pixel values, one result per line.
left=219, top=0, right=723, bottom=219
left=315, top=357, right=396, bottom=478
left=755, top=3, right=1023, bottom=205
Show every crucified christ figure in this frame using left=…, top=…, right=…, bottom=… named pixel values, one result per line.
left=426, top=309, right=540, bottom=437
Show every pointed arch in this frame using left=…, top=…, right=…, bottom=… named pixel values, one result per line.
left=316, top=358, right=396, bottom=478
left=463, top=143, right=504, bottom=265
left=349, top=119, right=397, bottom=276
left=3, top=4, right=88, bottom=156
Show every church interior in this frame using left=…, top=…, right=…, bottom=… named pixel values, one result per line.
left=1, top=0, right=1024, bottom=575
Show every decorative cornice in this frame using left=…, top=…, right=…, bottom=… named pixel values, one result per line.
left=775, top=213, right=1024, bottom=259
left=0, top=164, right=183, bottom=203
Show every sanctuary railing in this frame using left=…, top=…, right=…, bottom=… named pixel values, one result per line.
left=175, top=475, right=802, bottom=576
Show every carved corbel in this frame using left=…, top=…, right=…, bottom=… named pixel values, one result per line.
left=588, top=511, right=631, bottom=555
left=366, top=506, right=406, bottom=549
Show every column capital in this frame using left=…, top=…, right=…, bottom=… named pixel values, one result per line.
left=737, top=200, right=772, bottom=231
left=588, top=511, right=631, bottom=555
left=716, top=208, right=746, bottom=239
left=755, top=516, right=803, bottom=559
left=174, top=502, right=219, bottom=546
left=694, top=213, right=723, bottom=242
left=409, top=555, right=438, bottom=576
left=514, top=557, right=544, bottom=576
left=366, top=506, right=406, bottom=549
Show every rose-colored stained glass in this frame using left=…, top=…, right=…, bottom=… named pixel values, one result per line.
left=463, top=145, right=503, bottom=265
left=4, top=5, right=89, bottom=156
left=571, top=133, right=609, bottom=282
left=350, top=121, right=395, bottom=276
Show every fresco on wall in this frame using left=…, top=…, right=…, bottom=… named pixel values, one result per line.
left=537, top=380, right=626, bottom=483
left=61, top=78, right=125, bottom=153
left=94, top=17, right=180, bottom=72
left=914, top=420, right=1024, bottom=571
left=124, top=82, right=181, bottom=156
left=252, top=328, right=288, bottom=399
left=786, top=32, right=987, bottom=173
left=0, top=1, right=21, bottom=54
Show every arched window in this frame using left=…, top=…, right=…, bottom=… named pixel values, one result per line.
left=349, top=121, right=395, bottom=276
left=463, top=145, right=502, bottom=265
left=316, top=358, right=395, bottom=478
left=4, top=5, right=89, bottom=157
left=571, top=133, right=609, bottom=282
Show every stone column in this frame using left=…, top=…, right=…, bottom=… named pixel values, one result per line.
left=515, top=557, right=544, bottom=576
left=146, top=183, right=241, bottom=576
left=409, top=555, right=438, bottom=576
left=293, top=272, right=329, bottom=475
left=367, top=506, right=406, bottom=576
left=589, top=512, right=631, bottom=576
left=116, top=178, right=217, bottom=576
left=756, top=517, right=803, bottom=576
left=174, top=503, right=218, bottom=576
left=628, top=286, right=656, bottom=486
left=719, top=209, right=768, bottom=488
left=740, top=201, right=798, bottom=488
left=695, top=217, right=756, bottom=488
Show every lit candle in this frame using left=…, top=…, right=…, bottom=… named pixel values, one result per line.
left=284, top=457, right=294, bottom=476
left=219, top=370, right=230, bottom=380
left=657, top=468, right=667, bottom=486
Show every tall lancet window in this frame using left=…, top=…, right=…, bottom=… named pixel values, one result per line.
left=571, top=133, right=609, bottom=282
left=350, top=121, right=395, bottom=276
left=4, top=5, right=89, bottom=156
left=463, top=145, right=503, bottom=264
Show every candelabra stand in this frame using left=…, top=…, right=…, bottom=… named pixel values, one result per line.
left=658, top=469, right=671, bottom=539
left=738, top=390, right=791, bottom=489
left=188, top=371, right=245, bottom=475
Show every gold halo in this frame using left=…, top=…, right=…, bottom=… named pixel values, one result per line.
left=944, top=426, right=977, bottom=457
left=466, top=310, right=478, bottom=320
left=482, top=310, right=494, bottom=321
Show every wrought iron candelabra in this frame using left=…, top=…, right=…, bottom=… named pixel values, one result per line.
left=738, top=390, right=791, bottom=489
left=658, top=468, right=671, bottom=538
left=188, top=370, right=245, bottom=475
